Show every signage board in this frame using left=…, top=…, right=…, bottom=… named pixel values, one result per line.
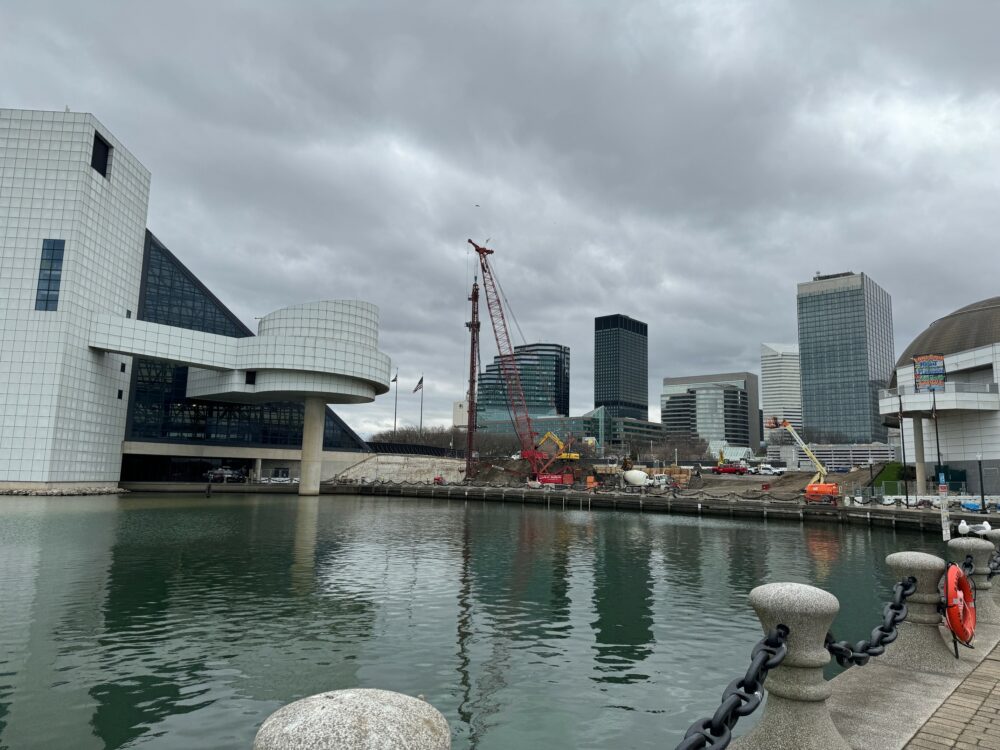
left=913, top=354, right=947, bottom=393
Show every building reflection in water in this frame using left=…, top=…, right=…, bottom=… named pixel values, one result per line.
left=590, top=519, right=654, bottom=683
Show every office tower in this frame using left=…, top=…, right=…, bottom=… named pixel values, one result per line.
left=797, top=272, right=894, bottom=443
left=661, top=372, right=761, bottom=448
left=477, top=343, right=570, bottom=424
left=760, top=343, right=802, bottom=443
left=594, top=314, right=648, bottom=419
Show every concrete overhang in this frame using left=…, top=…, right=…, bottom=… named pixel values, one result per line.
left=88, top=300, right=392, bottom=404
left=879, top=385, right=1000, bottom=417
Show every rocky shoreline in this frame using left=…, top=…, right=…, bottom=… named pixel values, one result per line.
left=0, top=487, right=129, bottom=496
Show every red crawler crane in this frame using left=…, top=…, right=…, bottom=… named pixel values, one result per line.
left=467, top=239, right=547, bottom=477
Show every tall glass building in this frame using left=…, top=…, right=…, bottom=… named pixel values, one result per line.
left=594, top=314, right=648, bottom=420
left=661, top=372, right=761, bottom=448
left=122, top=231, right=369, bottom=480
left=477, top=343, right=570, bottom=426
left=797, top=272, right=894, bottom=443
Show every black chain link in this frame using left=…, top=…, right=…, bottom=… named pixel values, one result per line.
left=824, top=577, right=916, bottom=668
left=674, top=625, right=789, bottom=750
left=962, top=555, right=975, bottom=578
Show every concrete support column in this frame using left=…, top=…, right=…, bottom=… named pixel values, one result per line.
left=255, top=457, right=263, bottom=484
left=733, top=583, right=850, bottom=750
left=948, top=537, right=1000, bottom=624
left=879, top=552, right=965, bottom=673
left=254, top=689, right=451, bottom=749
left=300, top=396, right=326, bottom=496
left=912, top=416, right=927, bottom=497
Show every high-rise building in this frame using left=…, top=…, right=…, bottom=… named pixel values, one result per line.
left=594, top=314, right=648, bottom=420
left=797, top=272, right=894, bottom=443
left=661, top=372, right=761, bottom=448
left=760, top=343, right=802, bottom=443
left=477, top=343, right=570, bottom=425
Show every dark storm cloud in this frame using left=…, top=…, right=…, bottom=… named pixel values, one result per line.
left=3, top=0, right=999, bottom=434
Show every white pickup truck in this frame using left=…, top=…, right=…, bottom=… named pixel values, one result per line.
left=757, top=464, right=787, bottom=476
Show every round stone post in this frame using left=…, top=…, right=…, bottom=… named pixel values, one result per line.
left=948, top=537, right=1000, bottom=624
left=733, top=583, right=849, bottom=750
left=878, top=552, right=964, bottom=674
left=254, top=689, right=451, bottom=749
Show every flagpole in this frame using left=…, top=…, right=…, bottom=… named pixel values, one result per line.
left=419, top=373, right=424, bottom=436
left=392, top=370, right=399, bottom=440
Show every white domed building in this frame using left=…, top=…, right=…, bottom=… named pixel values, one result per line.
left=879, top=298, right=1000, bottom=495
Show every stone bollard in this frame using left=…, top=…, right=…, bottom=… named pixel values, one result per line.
left=253, top=689, right=451, bottom=750
left=733, top=583, right=850, bottom=750
left=878, top=552, right=965, bottom=674
left=948, top=537, right=1000, bottom=624
left=982, top=529, right=1000, bottom=603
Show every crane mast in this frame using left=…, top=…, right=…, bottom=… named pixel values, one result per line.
left=467, top=239, right=543, bottom=475
left=464, top=278, right=480, bottom=479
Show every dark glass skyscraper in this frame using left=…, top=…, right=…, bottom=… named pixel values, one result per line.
left=477, top=343, right=570, bottom=425
left=594, top=314, right=648, bottom=420
left=122, top=231, right=367, bottom=478
left=797, top=271, right=894, bottom=443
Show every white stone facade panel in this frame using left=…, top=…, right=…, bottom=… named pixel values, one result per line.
left=0, top=109, right=150, bottom=484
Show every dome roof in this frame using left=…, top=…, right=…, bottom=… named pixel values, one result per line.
left=896, top=297, right=1000, bottom=367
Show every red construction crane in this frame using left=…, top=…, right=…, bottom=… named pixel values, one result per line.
left=467, top=239, right=547, bottom=476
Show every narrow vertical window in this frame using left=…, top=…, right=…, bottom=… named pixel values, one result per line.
left=35, top=240, right=65, bottom=311
left=91, top=132, right=111, bottom=177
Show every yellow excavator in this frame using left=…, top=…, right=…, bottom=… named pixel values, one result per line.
left=765, top=417, right=840, bottom=503
left=537, top=431, right=580, bottom=461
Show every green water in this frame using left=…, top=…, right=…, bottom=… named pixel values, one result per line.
left=0, top=494, right=947, bottom=749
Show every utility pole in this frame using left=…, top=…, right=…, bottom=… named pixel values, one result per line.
left=464, top=277, right=480, bottom=480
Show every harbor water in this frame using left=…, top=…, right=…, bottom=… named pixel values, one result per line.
left=0, top=493, right=947, bottom=749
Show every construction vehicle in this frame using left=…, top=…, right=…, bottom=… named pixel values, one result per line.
left=466, top=239, right=576, bottom=485
left=765, top=417, right=840, bottom=503
left=537, top=432, right=580, bottom=461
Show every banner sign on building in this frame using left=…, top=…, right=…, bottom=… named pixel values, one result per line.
left=913, top=354, right=946, bottom=393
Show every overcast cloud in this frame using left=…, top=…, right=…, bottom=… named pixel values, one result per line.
left=2, top=1, right=998, bottom=436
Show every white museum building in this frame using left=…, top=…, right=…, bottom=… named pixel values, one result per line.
left=0, top=108, right=390, bottom=493
left=879, top=298, right=1000, bottom=495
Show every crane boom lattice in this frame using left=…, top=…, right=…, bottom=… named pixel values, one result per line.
left=467, top=239, right=541, bottom=474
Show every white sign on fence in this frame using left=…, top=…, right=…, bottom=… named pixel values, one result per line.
left=939, top=485, right=951, bottom=541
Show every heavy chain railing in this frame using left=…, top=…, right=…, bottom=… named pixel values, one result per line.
left=674, top=625, right=789, bottom=750
left=824, top=577, right=916, bottom=668
left=962, top=555, right=975, bottom=578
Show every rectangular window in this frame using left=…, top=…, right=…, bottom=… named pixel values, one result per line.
left=91, top=132, right=111, bottom=177
left=245, top=371, right=257, bottom=385
left=120, top=363, right=127, bottom=373
left=117, top=390, right=123, bottom=400
left=35, top=240, right=65, bottom=311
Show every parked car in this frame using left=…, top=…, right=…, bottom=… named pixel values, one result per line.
left=205, top=467, right=245, bottom=483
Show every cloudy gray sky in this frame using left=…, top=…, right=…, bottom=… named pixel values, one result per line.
left=3, top=1, right=998, bottom=436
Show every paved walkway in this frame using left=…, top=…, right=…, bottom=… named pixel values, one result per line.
left=905, top=644, right=1000, bottom=749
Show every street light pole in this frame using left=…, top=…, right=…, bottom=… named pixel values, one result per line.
left=978, top=452, right=987, bottom=514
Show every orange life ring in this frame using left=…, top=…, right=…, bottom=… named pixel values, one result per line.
left=944, top=563, right=976, bottom=646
